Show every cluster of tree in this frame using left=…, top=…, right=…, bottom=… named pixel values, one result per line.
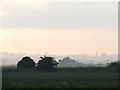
left=17, top=55, right=58, bottom=71
left=107, top=61, right=120, bottom=68
left=17, top=55, right=119, bottom=71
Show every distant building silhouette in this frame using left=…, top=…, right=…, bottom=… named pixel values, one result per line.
left=96, top=52, right=98, bottom=57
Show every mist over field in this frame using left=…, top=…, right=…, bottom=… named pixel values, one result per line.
left=1, top=52, right=118, bottom=66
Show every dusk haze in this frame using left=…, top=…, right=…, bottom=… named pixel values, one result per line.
left=0, top=0, right=119, bottom=89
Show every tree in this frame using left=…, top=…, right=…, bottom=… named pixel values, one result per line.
left=37, top=55, right=58, bottom=71
left=17, top=56, right=36, bottom=68
left=107, top=61, right=120, bottom=68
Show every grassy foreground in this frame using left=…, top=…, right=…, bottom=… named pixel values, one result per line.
left=2, top=66, right=118, bottom=88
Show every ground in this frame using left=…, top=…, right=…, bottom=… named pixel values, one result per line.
left=2, top=66, right=118, bottom=88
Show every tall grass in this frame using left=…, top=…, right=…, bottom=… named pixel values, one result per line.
left=2, top=66, right=118, bottom=88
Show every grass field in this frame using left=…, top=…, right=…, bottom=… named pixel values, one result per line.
left=2, top=66, right=118, bottom=88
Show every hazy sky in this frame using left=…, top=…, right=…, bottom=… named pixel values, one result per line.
left=0, top=1, right=118, bottom=55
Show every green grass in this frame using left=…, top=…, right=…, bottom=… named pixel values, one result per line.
left=2, top=66, right=118, bottom=88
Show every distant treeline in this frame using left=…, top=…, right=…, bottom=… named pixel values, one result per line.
left=2, top=55, right=119, bottom=72
left=2, top=62, right=119, bottom=73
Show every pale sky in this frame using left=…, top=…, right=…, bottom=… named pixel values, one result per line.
left=0, top=1, right=118, bottom=55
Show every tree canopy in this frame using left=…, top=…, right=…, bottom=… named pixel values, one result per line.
left=37, top=55, right=58, bottom=70
left=107, top=61, right=120, bottom=68
left=17, top=56, right=36, bottom=68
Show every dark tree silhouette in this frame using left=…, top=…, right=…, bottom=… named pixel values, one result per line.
left=37, top=55, right=58, bottom=70
left=107, top=61, right=120, bottom=68
left=17, top=56, right=36, bottom=68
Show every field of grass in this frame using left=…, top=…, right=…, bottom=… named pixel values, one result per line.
left=2, top=66, right=118, bottom=88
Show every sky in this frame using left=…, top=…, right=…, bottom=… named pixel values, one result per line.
left=0, top=0, right=118, bottom=56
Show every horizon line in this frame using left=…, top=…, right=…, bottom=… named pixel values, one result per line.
left=0, top=51, right=118, bottom=56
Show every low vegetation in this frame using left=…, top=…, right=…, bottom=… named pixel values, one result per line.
left=2, top=65, right=118, bottom=88
left=2, top=56, right=119, bottom=88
